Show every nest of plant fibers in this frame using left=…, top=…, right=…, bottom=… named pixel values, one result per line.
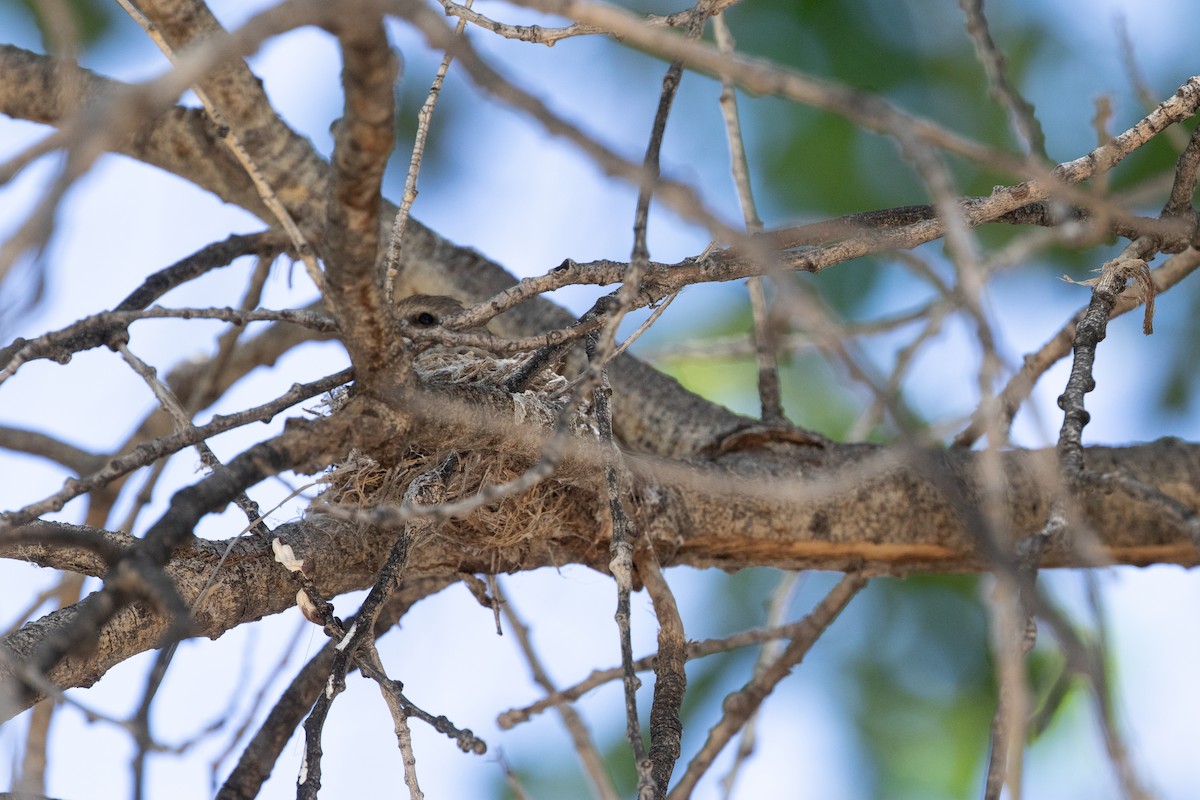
left=309, top=348, right=600, bottom=554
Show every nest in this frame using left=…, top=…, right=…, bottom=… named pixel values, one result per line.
left=309, top=347, right=600, bottom=553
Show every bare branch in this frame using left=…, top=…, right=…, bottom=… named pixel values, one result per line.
left=323, top=7, right=400, bottom=377
left=3, top=7, right=1200, bottom=794
left=958, top=0, right=1047, bottom=158
left=955, top=245, right=1200, bottom=448
left=115, top=0, right=325, bottom=289
left=637, top=545, right=686, bottom=799
left=1, top=368, right=351, bottom=528
left=666, top=573, right=867, bottom=798
left=394, top=0, right=743, bottom=245
left=498, top=581, right=620, bottom=800
left=437, top=0, right=697, bottom=45
left=385, top=0, right=470, bottom=303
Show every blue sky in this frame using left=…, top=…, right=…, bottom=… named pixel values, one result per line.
left=2, top=0, right=1199, bottom=797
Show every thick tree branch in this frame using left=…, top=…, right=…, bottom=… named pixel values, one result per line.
left=0, top=408, right=357, bottom=718
left=8, top=45, right=1196, bottom=462
left=0, top=44, right=750, bottom=458
left=4, top=4, right=1198, bottom=794
left=3, top=436, right=1197, bottom=720
left=323, top=9, right=399, bottom=377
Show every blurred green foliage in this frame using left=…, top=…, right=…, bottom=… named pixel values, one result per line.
left=722, top=0, right=1050, bottom=322
left=835, top=576, right=997, bottom=799
left=4, top=0, right=1187, bottom=793
left=504, top=0, right=1147, bottom=794
left=732, top=1, right=1051, bottom=192
left=10, top=0, right=114, bottom=50
left=656, top=317, right=868, bottom=435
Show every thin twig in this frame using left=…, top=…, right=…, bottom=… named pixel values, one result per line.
left=13, top=574, right=84, bottom=797
left=298, top=437, right=459, bottom=799
left=953, top=246, right=1200, bottom=448
left=1, top=368, right=352, bottom=529
left=365, top=644, right=425, bottom=800
left=1055, top=238, right=1158, bottom=476
left=982, top=570, right=1034, bottom=800
left=599, top=4, right=711, bottom=365
left=109, top=249, right=283, bottom=537
left=396, top=0, right=744, bottom=249
left=0, top=305, right=335, bottom=386
left=215, top=579, right=456, bottom=800
left=115, top=0, right=324, bottom=290
left=113, top=340, right=272, bottom=798
left=713, top=12, right=784, bottom=424
left=666, top=573, right=867, bottom=799
left=497, top=581, right=887, bottom=728
left=0, top=427, right=107, bottom=475
left=719, top=572, right=801, bottom=798
left=1082, top=580, right=1152, bottom=800
left=647, top=301, right=937, bottom=361
left=207, top=619, right=307, bottom=792
left=958, top=0, right=1047, bottom=159
left=906, top=135, right=1035, bottom=798
left=512, top=0, right=1198, bottom=198
left=607, top=294, right=677, bottom=364
left=385, top=0, right=472, bottom=303
left=497, top=579, right=620, bottom=800
left=1051, top=239, right=1200, bottom=545
left=589, top=333, right=649, bottom=793
left=1161, top=121, right=1200, bottom=218
left=323, top=456, right=456, bottom=700
left=115, top=341, right=269, bottom=531
left=437, top=0, right=697, bottom=45
left=1115, top=16, right=1191, bottom=151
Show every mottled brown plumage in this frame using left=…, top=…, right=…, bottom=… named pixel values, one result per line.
left=392, top=294, right=473, bottom=330
left=393, top=295, right=570, bottom=394
left=393, top=294, right=499, bottom=363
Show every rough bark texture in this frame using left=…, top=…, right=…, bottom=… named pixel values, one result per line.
left=2, top=6, right=1200, bottom=795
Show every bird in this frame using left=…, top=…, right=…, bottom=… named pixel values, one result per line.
left=392, top=293, right=514, bottom=384
left=391, top=294, right=565, bottom=394
left=392, top=293, right=499, bottom=348
left=392, top=294, right=477, bottom=332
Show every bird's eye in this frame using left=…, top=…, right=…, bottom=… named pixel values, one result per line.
left=416, top=312, right=437, bottom=326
